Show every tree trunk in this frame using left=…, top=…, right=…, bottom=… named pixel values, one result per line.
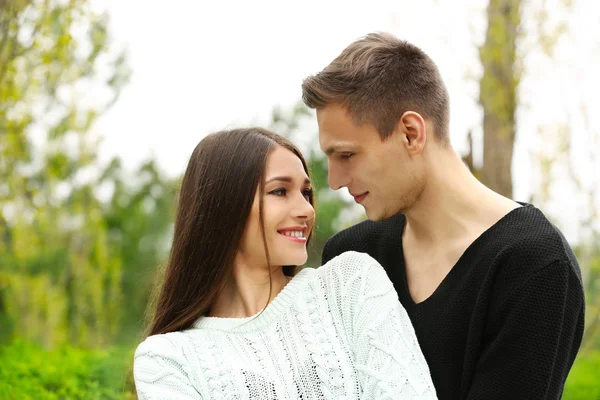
left=478, top=0, right=522, bottom=198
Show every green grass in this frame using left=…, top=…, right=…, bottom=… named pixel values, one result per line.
left=0, top=340, right=136, bottom=400
left=563, top=350, right=600, bottom=400
left=0, top=339, right=598, bottom=399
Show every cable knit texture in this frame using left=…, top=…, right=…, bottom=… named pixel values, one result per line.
left=134, top=251, right=437, bottom=399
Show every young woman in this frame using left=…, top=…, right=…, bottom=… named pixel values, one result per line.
left=133, top=127, right=436, bottom=399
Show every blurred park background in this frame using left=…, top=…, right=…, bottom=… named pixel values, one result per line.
left=1, top=0, right=599, bottom=398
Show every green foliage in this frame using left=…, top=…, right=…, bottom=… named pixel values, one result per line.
left=563, top=350, right=600, bottom=400
left=102, top=159, right=178, bottom=343
left=0, top=340, right=136, bottom=400
left=580, top=249, right=600, bottom=350
left=478, top=0, right=521, bottom=125
left=0, top=0, right=130, bottom=348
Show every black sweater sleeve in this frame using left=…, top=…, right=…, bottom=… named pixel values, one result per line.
left=322, top=236, right=339, bottom=265
left=464, top=260, right=585, bottom=400
left=321, top=227, right=367, bottom=266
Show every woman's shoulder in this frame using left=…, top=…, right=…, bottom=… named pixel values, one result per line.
left=133, top=331, right=197, bottom=387
left=316, top=251, right=390, bottom=294
left=318, top=250, right=384, bottom=277
left=134, top=331, right=189, bottom=361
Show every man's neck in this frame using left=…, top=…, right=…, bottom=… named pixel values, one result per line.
left=403, top=149, right=519, bottom=247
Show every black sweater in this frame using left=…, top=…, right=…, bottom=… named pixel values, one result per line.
left=322, top=204, right=585, bottom=400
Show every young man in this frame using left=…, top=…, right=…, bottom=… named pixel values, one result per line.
left=302, top=32, right=585, bottom=399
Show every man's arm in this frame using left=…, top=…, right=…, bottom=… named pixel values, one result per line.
left=322, top=225, right=364, bottom=265
left=465, top=260, right=585, bottom=399
left=322, top=236, right=341, bottom=265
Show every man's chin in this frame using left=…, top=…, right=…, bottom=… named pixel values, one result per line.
left=364, top=207, right=383, bottom=222
left=365, top=206, right=398, bottom=222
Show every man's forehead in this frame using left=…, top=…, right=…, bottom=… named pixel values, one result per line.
left=319, top=136, right=357, bottom=156
left=316, top=105, right=366, bottom=152
left=316, top=102, right=350, bottom=120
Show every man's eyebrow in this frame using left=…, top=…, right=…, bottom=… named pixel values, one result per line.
left=324, top=144, right=353, bottom=156
left=324, top=146, right=337, bottom=156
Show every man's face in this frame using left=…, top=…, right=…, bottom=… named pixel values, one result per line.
left=317, top=104, right=424, bottom=221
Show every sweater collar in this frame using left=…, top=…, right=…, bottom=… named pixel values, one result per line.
left=191, top=267, right=314, bottom=332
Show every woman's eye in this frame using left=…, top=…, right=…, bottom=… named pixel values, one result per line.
left=269, top=188, right=287, bottom=196
left=340, top=153, right=354, bottom=160
left=302, top=188, right=313, bottom=199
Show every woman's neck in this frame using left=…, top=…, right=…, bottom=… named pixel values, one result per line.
left=208, top=261, right=290, bottom=318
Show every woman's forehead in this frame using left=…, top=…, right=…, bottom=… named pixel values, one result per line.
left=265, top=146, right=308, bottom=181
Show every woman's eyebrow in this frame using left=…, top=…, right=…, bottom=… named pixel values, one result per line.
left=265, top=176, right=311, bottom=185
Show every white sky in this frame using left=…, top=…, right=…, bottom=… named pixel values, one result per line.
left=94, top=0, right=600, bottom=243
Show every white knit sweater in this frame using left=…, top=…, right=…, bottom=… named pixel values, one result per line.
left=134, top=251, right=437, bottom=399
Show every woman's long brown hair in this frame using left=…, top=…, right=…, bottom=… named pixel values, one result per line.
left=147, top=128, right=314, bottom=336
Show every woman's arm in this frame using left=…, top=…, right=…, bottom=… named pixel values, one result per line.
left=326, top=251, right=437, bottom=399
left=134, top=334, right=203, bottom=400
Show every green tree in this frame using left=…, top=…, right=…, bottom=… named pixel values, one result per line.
left=101, top=158, right=178, bottom=342
left=465, top=0, right=575, bottom=198
left=463, top=0, right=522, bottom=197
left=0, top=0, right=129, bottom=347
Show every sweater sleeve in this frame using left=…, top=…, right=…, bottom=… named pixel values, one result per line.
left=465, top=260, right=585, bottom=399
left=133, top=334, right=203, bottom=400
left=327, top=251, right=437, bottom=399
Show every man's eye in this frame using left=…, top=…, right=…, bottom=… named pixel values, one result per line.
left=340, top=153, right=355, bottom=160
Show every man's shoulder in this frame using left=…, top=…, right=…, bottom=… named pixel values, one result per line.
left=483, top=204, right=582, bottom=287
left=497, top=205, right=578, bottom=263
left=322, top=213, right=405, bottom=263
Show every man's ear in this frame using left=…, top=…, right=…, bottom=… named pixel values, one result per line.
left=396, top=111, right=427, bottom=155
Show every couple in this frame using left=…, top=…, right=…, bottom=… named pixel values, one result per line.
left=133, top=33, right=584, bottom=399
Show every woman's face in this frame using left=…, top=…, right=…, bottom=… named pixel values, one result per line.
left=237, top=145, right=315, bottom=269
